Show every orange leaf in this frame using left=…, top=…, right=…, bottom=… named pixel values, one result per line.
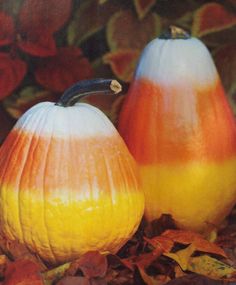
left=3, top=259, right=44, bottom=285
left=133, top=0, right=156, bottom=19
left=103, top=49, right=140, bottom=82
left=144, top=236, right=174, bottom=254
left=162, top=230, right=227, bottom=258
left=107, top=10, right=161, bottom=51
left=192, top=3, right=236, bottom=37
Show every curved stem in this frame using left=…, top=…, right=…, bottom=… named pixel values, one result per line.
left=159, top=25, right=190, bottom=40
left=56, top=78, right=122, bottom=107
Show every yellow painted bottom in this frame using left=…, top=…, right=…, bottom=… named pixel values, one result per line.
left=0, top=189, right=144, bottom=264
left=141, top=158, right=236, bottom=233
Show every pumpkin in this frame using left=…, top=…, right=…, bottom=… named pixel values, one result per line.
left=0, top=78, right=144, bottom=265
left=118, top=26, right=236, bottom=233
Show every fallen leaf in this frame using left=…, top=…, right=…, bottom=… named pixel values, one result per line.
left=144, top=236, right=174, bottom=254
left=35, top=47, right=94, bottom=93
left=192, top=3, right=236, bottom=37
left=188, top=255, right=236, bottom=280
left=43, top=262, right=71, bottom=284
left=138, top=267, right=170, bottom=285
left=74, top=251, right=108, bottom=279
left=133, top=0, right=156, bottom=19
left=165, top=273, right=223, bottom=285
left=107, top=9, right=160, bottom=51
left=162, top=230, right=227, bottom=257
left=3, top=259, right=44, bottom=285
left=164, top=244, right=196, bottom=271
left=57, top=276, right=90, bottom=285
left=103, top=49, right=140, bottom=82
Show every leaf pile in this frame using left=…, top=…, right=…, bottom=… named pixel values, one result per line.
left=0, top=215, right=236, bottom=284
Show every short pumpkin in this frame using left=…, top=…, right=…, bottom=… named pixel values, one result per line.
left=0, top=79, right=144, bottom=264
left=118, top=26, right=236, bottom=233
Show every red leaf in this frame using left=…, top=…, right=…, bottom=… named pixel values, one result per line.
left=3, top=259, right=44, bottom=285
left=0, top=53, right=27, bottom=100
left=192, top=3, right=236, bottom=37
left=103, top=49, right=140, bottom=82
left=17, top=31, right=57, bottom=57
left=0, top=12, right=14, bottom=46
left=19, top=0, right=72, bottom=34
left=134, top=0, right=156, bottom=19
left=35, top=47, right=94, bottom=92
left=162, top=230, right=227, bottom=257
left=76, top=251, right=108, bottom=278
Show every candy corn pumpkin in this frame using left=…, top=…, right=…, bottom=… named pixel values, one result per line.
left=118, top=27, right=236, bottom=233
left=0, top=79, right=144, bottom=265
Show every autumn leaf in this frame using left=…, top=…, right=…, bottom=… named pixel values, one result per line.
left=165, top=244, right=196, bottom=271
left=144, top=236, right=174, bottom=254
left=107, top=9, right=161, bottom=51
left=67, top=0, right=120, bottom=45
left=192, top=3, right=236, bottom=37
left=0, top=12, right=14, bottom=46
left=35, top=47, right=94, bottom=93
left=3, top=259, right=44, bottom=285
left=0, top=53, right=27, bottom=100
left=165, top=273, right=224, bottom=285
left=43, top=262, right=71, bottom=284
left=103, top=49, right=140, bottom=82
left=69, top=251, right=108, bottom=279
left=162, top=230, right=227, bottom=257
left=57, top=276, right=90, bottom=285
left=188, top=255, right=236, bottom=280
left=133, top=0, right=156, bottom=19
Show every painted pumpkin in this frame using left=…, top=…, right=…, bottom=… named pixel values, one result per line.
left=0, top=79, right=144, bottom=265
left=118, top=26, right=236, bottom=233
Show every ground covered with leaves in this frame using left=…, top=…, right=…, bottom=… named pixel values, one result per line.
left=0, top=211, right=236, bottom=285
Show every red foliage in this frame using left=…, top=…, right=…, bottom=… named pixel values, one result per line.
left=34, top=47, right=94, bottom=93
left=0, top=53, right=27, bottom=99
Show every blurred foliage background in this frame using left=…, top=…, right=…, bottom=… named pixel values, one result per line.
left=0, top=0, right=235, bottom=142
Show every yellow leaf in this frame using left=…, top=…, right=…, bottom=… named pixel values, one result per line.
left=164, top=244, right=196, bottom=271
left=188, top=255, right=236, bottom=280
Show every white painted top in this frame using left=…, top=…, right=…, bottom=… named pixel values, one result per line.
left=14, top=102, right=115, bottom=138
left=135, top=37, right=218, bottom=87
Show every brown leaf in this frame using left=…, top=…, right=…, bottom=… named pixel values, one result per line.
left=138, top=267, right=171, bottom=285
left=165, top=273, right=223, bottom=285
left=144, top=236, right=174, bottom=254
left=107, top=9, right=161, bottom=51
left=192, top=3, right=236, bottom=37
left=133, top=0, right=156, bottom=19
left=75, top=251, right=108, bottom=279
left=3, top=259, right=44, bottom=285
left=57, top=276, right=90, bottom=285
left=162, top=230, right=227, bottom=257
left=103, top=49, right=140, bottom=82
left=67, top=0, right=120, bottom=45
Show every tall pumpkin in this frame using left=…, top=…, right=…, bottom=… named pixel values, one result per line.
left=118, top=27, right=236, bottom=233
left=0, top=79, right=144, bottom=265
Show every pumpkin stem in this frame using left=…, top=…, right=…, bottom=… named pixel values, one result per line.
left=56, top=78, right=122, bottom=107
left=159, top=25, right=190, bottom=40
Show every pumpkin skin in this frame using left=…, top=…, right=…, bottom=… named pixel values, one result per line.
left=118, top=29, right=236, bottom=233
left=0, top=80, right=144, bottom=264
